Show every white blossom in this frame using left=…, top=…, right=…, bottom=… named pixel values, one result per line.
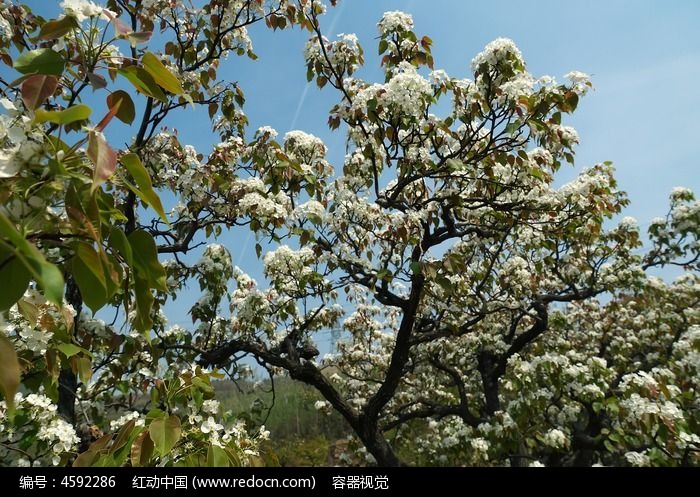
left=377, top=11, right=413, bottom=35
left=60, top=0, right=106, bottom=22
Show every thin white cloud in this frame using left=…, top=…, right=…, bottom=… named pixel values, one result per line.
left=289, top=0, right=348, bottom=130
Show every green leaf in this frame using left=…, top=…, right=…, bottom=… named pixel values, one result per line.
left=0, top=212, right=64, bottom=305
left=106, top=90, right=135, bottom=125
left=207, top=445, right=229, bottom=467
left=121, top=154, right=168, bottom=223
left=149, top=415, right=181, bottom=457
left=530, top=167, right=545, bottom=180
left=39, top=16, right=78, bottom=40
left=436, top=275, right=453, bottom=293
left=14, top=48, right=65, bottom=75
left=0, top=336, right=20, bottom=415
left=72, top=450, right=99, bottom=467
left=72, top=242, right=108, bottom=313
left=87, top=129, right=118, bottom=191
left=76, top=356, right=92, bottom=384
left=131, top=430, right=154, bottom=467
left=34, top=104, right=91, bottom=125
left=0, top=247, right=31, bottom=310
left=132, top=275, right=154, bottom=332
left=56, top=342, right=85, bottom=358
left=128, top=230, right=167, bottom=292
left=409, top=261, right=422, bottom=275
left=20, top=74, right=58, bottom=110
left=446, top=158, right=464, bottom=171
left=142, top=52, right=183, bottom=95
left=378, top=39, right=388, bottom=55
left=109, top=227, right=133, bottom=266
left=110, top=419, right=136, bottom=454
left=117, top=66, right=167, bottom=103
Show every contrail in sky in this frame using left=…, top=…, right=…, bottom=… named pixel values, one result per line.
left=289, top=0, right=348, bottom=130
left=238, top=1, right=349, bottom=267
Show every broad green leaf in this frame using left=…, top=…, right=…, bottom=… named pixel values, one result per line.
left=39, top=16, right=78, bottom=40
left=142, top=52, right=183, bottom=95
left=131, top=430, right=154, bottom=467
left=76, top=356, right=92, bottom=384
left=207, top=445, right=229, bottom=467
left=106, top=90, right=135, bottom=124
left=14, top=48, right=65, bottom=75
left=0, top=336, right=20, bottom=415
left=0, top=212, right=64, bottom=305
left=121, top=154, right=168, bottom=223
left=35, top=104, right=91, bottom=125
left=102, top=253, right=122, bottom=298
left=109, top=227, right=133, bottom=266
left=530, top=167, right=546, bottom=180
left=436, top=275, right=453, bottom=293
left=72, top=450, right=99, bottom=467
left=110, top=419, right=136, bottom=454
left=446, top=159, right=464, bottom=171
left=87, top=129, right=118, bottom=191
left=132, top=275, right=154, bottom=332
left=128, top=230, right=167, bottom=292
left=117, top=66, right=167, bottom=103
left=149, top=415, right=181, bottom=456
left=0, top=246, right=31, bottom=310
left=21, top=74, right=58, bottom=110
left=72, top=242, right=108, bottom=313
left=56, top=342, right=85, bottom=358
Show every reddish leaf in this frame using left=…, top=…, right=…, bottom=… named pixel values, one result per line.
left=72, top=450, right=98, bottom=467
left=95, top=102, right=120, bottom=132
left=102, top=9, right=131, bottom=36
left=21, top=74, right=58, bottom=110
left=106, top=90, right=135, bottom=125
left=126, top=31, right=152, bottom=47
left=131, top=430, right=154, bottom=467
left=208, top=102, right=218, bottom=119
left=87, top=130, right=118, bottom=191
left=102, top=9, right=152, bottom=46
left=87, top=72, right=107, bottom=90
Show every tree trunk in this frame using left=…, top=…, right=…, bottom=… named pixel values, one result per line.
left=58, top=277, right=82, bottom=423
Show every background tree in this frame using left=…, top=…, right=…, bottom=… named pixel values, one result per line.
left=0, top=1, right=698, bottom=467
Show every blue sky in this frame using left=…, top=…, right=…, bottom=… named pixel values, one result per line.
left=8, top=1, right=700, bottom=334
left=178, top=0, right=700, bottom=333
left=226, top=0, right=700, bottom=225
